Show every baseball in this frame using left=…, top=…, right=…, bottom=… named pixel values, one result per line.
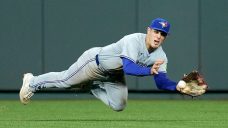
left=178, top=80, right=186, bottom=89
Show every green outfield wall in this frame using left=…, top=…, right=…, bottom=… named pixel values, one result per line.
left=0, top=0, right=228, bottom=91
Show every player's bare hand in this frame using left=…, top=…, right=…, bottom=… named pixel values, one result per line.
left=151, top=59, right=164, bottom=75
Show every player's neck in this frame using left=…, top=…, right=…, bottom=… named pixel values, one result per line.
left=147, top=47, right=156, bottom=53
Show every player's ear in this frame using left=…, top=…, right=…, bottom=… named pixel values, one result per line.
left=147, top=27, right=151, bottom=33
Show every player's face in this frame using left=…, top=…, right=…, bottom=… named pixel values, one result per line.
left=146, top=28, right=167, bottom=49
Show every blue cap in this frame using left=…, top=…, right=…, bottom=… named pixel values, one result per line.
left=149, top=18, right=170, bottom=34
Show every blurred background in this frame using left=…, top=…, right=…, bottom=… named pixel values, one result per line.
left=0, top=0, right=228, bottom=99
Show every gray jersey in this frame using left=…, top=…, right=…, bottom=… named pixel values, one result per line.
left=98, top=33, right=168, bottom=73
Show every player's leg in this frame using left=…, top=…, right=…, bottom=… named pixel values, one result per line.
left=91, top=80, right=128, bottom=112
left=19, top=47, right=105, bottom=104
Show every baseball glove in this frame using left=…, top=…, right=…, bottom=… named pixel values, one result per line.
left=177, top=70, right=208, bottom=97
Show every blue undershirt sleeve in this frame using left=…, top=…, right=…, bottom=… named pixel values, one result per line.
left=122, top=57, right=151, bottom=76
left=154, top=72, right=177, bottom=91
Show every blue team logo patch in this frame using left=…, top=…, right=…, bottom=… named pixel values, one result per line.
left=159, top=22, right=168, bottom=28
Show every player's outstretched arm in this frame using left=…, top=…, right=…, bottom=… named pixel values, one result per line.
left=154, top=72, right=177, bottom=91
left=122, top=57, right=188, bottom=92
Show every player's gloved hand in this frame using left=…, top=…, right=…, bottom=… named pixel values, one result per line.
left=151, top=59, right=164, bottom=75
left=176, top=70, right=208, bottom=97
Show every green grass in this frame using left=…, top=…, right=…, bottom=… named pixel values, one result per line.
left=0, top=99, right=228, bottom=128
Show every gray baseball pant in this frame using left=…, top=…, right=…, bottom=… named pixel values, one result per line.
left=29, top=47, right=128, bottom=111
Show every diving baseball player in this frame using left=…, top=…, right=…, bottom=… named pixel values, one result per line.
left=20, top=18, right=183, bottom=111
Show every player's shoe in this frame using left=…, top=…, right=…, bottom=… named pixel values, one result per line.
left=19, top=73, right=35, bottom=105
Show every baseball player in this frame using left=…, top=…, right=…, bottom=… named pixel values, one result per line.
left=20, top=18, right=183, bottom=111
